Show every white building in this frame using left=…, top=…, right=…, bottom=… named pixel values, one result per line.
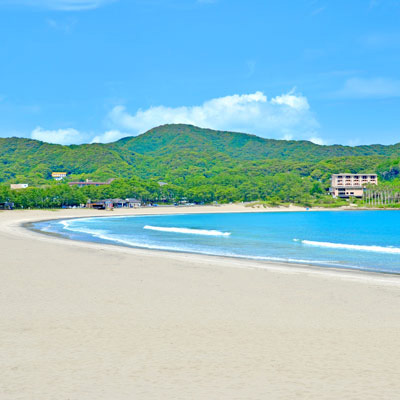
left=52, top=172, right=67, bottom=181
left=10, top=184, right=29, bottom=190
left=330, top=174, right=378, bottom=198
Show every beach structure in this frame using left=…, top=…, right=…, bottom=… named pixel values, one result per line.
left=68, top=178, right=115, bottom=188
left=87, top=198, right=142, bottom=209
left=10, top=184, right=28, bottom=190
left=330, top=173, right=378, bottom=198
left=126, top=198, right=141, bottom=208
left=112, top=198, right=127, bottom=208
left=87, top=199, right=114, bottom=210
left=52, top=172, right=67, bottom=181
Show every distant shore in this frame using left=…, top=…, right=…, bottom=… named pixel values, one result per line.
left=4, top=201, right=400, bottom=215
left=1, top=206, right=400, bottom=399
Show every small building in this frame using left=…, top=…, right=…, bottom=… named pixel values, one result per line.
left=68, top=178, right=115, bottom=188
left=10, top=184, right=28, bottom=190
left=87, top=199, right=114, bottom=210
left=112, top=198, right=127, bottom=208
left=158, top=181, right=168, bottom=187
left=86, top=198, right=142, bottom=209
left=330, top=174, right=378, bottom=198
left=52, top=172, right=67, bottom=181
left=126, top=198, right=141, bottom=208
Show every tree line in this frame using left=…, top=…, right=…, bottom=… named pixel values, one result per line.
left=2, top=124, right=400, bottom=208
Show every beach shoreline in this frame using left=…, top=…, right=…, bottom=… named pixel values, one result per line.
left=2, top=205, right=400, bottom=399
left=23, top=207, right=400, bottom=280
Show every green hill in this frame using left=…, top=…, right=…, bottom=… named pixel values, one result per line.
left=113, top=124, right=400, bottom=161
left=1, top=124, right=400, bottom=207
left=1, top=123, right=399, bottom=183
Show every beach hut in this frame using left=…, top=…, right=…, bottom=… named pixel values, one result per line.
left=112, top=198, right=127, bottom=208
left=88, top=199, right=114, bottom=210
left=126, top=198, right=141, bottom=208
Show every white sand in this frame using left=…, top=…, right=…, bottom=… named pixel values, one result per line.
left=1, top=205, right=400, bottom=399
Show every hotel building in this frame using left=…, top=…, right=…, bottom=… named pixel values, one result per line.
left=51, top=172, right=67, bottom=181
left=68, top=178, right=115, bottom=188
left=330, top=174, right=378, bottom=198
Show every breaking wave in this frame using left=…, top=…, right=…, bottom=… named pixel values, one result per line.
left=143, top=225, right=231, bottom=236
left=55, top=220, right=338, bottom=266
left=299, top=239, right=400, bottom=254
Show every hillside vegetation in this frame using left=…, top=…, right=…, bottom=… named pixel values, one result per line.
left=1, top=124, right=400, bottom=207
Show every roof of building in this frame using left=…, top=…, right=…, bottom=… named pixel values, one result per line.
left=89, top=199, right=114, bottom=204
left=331, top=173, right=377, bottom=177
left=69, top=181, right=106, bottom=186
left=68, top=178, right=115, bottom=186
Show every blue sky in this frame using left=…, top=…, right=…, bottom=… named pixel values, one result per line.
left=0, top=0, right=400, bottom=145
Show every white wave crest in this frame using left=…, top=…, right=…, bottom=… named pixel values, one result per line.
left=59, top=220, right=109, bottom=237
left=299, top=239, right=400, bottom=254
left=42, top=220, right=352, bottom=269
left=143, top=225, right=231, bottom=237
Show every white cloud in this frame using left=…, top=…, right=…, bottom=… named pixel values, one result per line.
left=282, top=134, right=293, bottom=141
left=309, top=136, right=325, bottom=145
left=0, top=0, right=116, bottom=11
left=30, top=91, right=323, bottom=145
left=270, top=91, right=309, bottom=110
left=107, top=90, right=320, bottom=141
left=91, top=130, right=127, bottom=143
left=31, top=127, right=128, bottom=145
left=335, top=77, right=400, bottom=99
left=31, top=127, right=83, bottom=145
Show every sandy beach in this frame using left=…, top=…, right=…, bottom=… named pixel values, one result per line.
left=1, top=205, right=400, bottom=399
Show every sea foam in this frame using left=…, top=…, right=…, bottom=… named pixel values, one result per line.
left=300, top=239, right=400, bottom=254
left=57, top=221, right=333, bottom=265
left=143, top=225, right=231, bottom=236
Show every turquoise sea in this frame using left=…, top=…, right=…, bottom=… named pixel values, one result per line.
left=34, top=211, right=400, bottom=274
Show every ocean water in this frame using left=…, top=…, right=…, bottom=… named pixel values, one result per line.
left=34, top=211, right=400, bottom=274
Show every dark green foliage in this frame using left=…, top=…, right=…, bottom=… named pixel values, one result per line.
left=1, top=124, right=400, bottom=208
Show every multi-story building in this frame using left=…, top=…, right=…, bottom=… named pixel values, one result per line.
left=51, top=172, right=67, bottom=181
left=68, top=178, right=115, bottom=187
left=330, top=173, right=378, bottom=198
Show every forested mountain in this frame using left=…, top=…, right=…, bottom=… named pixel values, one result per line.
left=112, top=124, right=400, bottom=161
left=1, top=124, right=400, bottom=207
left=1, top=123, right=400, bottom=182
